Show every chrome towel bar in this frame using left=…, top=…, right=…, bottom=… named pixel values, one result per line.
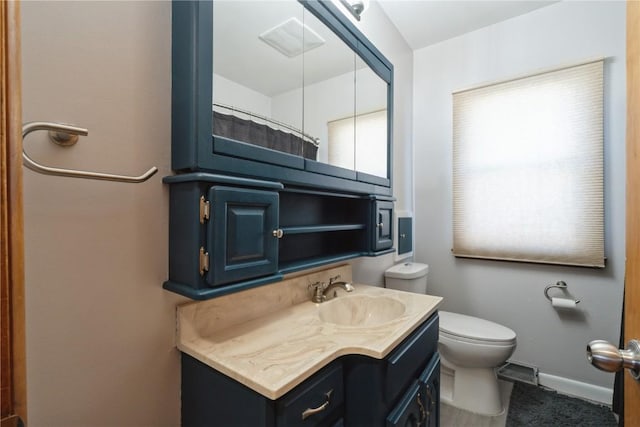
left=22, top=121, right=158, bottom=183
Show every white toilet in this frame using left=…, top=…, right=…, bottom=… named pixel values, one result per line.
left=384, top=263, right=517, bottom=416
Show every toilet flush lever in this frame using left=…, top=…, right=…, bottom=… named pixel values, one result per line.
left=586, top=339, right=640, bottom=380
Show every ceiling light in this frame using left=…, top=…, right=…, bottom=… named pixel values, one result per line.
left=259, top=17, right=325, bottom=58
left=339, top=0, right=370, bottom=21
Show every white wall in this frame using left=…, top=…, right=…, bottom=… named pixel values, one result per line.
left=348, top=0, right=417, bottom=284
left=213, top=73, right=272, bottom=117
left=413, top=1, right=626, bottom=397
left=21, top=2, right=185, bottom=426
left=271, top=67, right=386, bottom=165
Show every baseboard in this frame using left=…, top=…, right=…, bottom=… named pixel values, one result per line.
left=537, top=372, right=613, bottom=405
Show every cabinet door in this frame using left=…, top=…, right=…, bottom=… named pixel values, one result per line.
left=386, top=381, right=425, bottom=427
left=373, top=200, right=393, bottom=251
left=207, top=186, right=279, bottom=286
left=419, top=354, right=440, bottom=427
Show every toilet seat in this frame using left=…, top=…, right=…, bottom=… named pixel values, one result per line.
left=439, top=311, right=516, bottom=345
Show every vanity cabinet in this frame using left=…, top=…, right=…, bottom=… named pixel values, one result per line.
left=387, top=353, right=440, bottom=427
left=182, top=355, right=345, bottom=427
left=180, top=312, right=440, bottom=427
left=342, top=313, right=439, bottom=426
left=164, top=173, right=394, bottom=300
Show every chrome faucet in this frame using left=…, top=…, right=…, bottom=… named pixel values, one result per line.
left=309, top=275, right=354, bottom=303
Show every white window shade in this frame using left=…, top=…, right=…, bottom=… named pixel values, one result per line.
left=328, top=110, right=387, bottom=176
left=452, top=60, right=604, bottom=267
left=328, top=115, right=355, bottom=170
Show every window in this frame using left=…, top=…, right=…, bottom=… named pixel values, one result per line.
left=452, top=60, right=604, bottom=267
left=328, top=109, right=387, bottom=177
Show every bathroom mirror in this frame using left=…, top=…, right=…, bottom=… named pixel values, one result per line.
left=211, top=0, right=389, bottom=179
left=172, top=0, right=393, bottom=194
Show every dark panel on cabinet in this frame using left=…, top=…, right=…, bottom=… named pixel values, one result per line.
left=279, top=231, right=367, bottom=268
left=182, top=353, right=275, bottom=427
left=397, top=217, right=412, bottom=255
left=385, top=381, right=423, bottom=427
left=208, top=186, right=279, bottom=286
left=419, top=353, right=441, bottom=427
left=214, top=137, right=305, bottom=170
left=305, top=159, right=357, bottom=181
left=373, top=200, right=394, bottom=251
left=385, top=313, right=439, bottom=404
left=343, top=312, right=439, bottom=427
left=279, top=192, right=368, bottom=227
left=171, top=1, right=213, bottom=171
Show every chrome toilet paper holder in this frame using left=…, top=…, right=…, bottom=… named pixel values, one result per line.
left=544, top=281, right=580, bottom=304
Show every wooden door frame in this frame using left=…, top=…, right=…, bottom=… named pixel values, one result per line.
left=626, top=1, right=640, bottom=425
left=0, top=2, right=636, bottom=426
left=1, top=0, right=27, bottom=424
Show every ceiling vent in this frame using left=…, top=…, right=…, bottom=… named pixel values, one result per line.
left=259, top=17, right=325, bottom=58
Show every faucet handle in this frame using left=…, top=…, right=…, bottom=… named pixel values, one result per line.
left=308, top=281, right=325, bottom=290
left=309, top=281, right=326, bottom=303
left=328, top=275, right=341, bottom=284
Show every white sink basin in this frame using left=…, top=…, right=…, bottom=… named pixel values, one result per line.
left=318, top=295, right=406, bottom=327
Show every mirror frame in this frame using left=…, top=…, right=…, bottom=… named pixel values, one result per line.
left=171, top=0, right=394, bottom=196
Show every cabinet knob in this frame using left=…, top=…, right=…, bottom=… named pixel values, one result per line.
left=272, top=229, right=284, bottom=239
left=377, top=222, right=384, bottom=229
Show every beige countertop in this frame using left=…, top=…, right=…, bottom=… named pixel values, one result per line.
left=176, top=265, right=442, bottom=399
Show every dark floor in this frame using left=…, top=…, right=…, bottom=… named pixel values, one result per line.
left=506, top=382, right=618, bottom=427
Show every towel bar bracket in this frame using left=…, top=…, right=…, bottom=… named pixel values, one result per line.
left=22, top=121, right=158, bottom=183
left=49, top=130, right=79, bottom=147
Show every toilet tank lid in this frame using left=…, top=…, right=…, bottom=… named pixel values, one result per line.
left=439, top=311, right=516, bottom=342
left=384, top=262, right=428, bottom=279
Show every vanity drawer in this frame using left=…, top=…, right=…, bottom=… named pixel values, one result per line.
left=276, top=363, right=344, bottom=427
left=385, top=312, right=439, bottom=401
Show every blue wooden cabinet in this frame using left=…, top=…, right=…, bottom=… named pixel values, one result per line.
left=171, top=0, right=394, bottom=196
left=167, top=0, right=398, bottom=299
left=397, top=217, right=413, bottom=255
left=164, top=173, right=394, bottom=300
left=180, top=312, right=440, bottom=427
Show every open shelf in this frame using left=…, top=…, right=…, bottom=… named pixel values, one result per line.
left=282, top=224, right=366, bottom=235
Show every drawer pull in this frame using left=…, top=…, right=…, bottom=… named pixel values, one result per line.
left=301, top=389, right=333, bottom=420
left=426, top=385, right=434, bottom=415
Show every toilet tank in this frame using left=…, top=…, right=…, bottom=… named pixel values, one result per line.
left=384, top=263, right=428, bottom=294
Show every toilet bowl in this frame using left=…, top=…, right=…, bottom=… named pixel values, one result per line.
left=438, top=311, right=516, bottom=416
left=384, top=263, right=518, bottom=416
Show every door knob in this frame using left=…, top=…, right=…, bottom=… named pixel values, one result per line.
left=586, top=339, right=640, bottom=379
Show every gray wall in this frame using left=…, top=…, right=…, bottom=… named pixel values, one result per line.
left=21, top=2, right=184, bottom=425
left=413, top=0, right=626, bottom=396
